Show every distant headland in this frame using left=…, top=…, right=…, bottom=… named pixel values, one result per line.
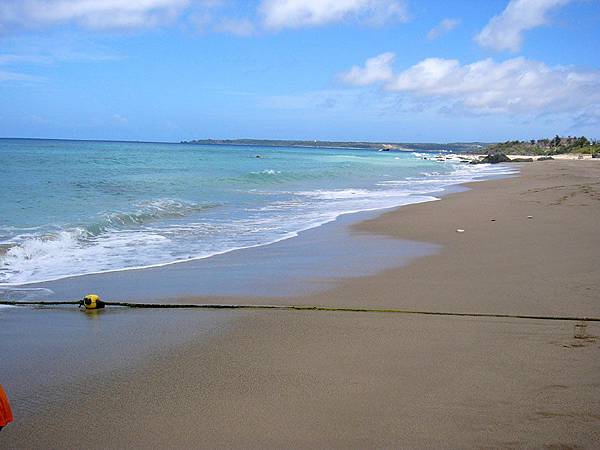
left=179, top=138, right=488, bottom=153
left=180, top=136, right=599, bottom=156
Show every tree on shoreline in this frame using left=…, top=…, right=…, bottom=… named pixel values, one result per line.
left=487, top=135, right=598, bottom=156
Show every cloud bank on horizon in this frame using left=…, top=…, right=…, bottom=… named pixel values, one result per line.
left=0, top=0, right=598, bottom=141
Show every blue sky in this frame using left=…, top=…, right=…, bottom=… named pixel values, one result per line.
left=0, top=0, right=599, bottom=142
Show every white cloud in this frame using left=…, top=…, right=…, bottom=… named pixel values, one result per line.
left=0, top=0, right=191, bottom=30
left=0, top=0, right=410, bottom=35
left=341, top=52, right=395, bottom=86
left=476, top=0, right=571, bottom=52
left=259, top=0, right=408, bottom=29
left=427, top=18, right=459, bottom=40
left=341, top=53, right=600, bottom=116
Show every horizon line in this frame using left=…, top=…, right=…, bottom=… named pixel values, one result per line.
left=0, top=136, right=496, bottom=146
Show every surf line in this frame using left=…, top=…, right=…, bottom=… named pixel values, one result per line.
left=0, top=300, right=599, bottom=323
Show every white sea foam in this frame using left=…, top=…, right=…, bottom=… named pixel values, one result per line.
left=0, top=161, right=516, bottom=286
left=296, top=189, right=396, bottom=200
left=250, top=169, right=282, bottom=175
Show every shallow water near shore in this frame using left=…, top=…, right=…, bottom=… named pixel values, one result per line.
left=12, top=209, right=442, bottom=300
left=0, top=138, right=514, bottom=296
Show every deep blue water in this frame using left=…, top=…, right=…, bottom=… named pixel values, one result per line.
left=0, top=139, right=513, bottom=288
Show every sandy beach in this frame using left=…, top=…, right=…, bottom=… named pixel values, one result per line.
left=2, top=160, right=599, bottom=449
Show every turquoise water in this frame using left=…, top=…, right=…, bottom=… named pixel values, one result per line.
left=0, top=139, right=512, bottom=288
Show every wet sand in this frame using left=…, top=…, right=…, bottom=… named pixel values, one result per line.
left=316, top=160, right=600, bottom=317
left=16, top=210, right=440, bottom=301
left=2, top=161, right=600, bottom=448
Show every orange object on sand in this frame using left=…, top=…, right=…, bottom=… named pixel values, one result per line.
left=0, top=384, right=14, bottom=428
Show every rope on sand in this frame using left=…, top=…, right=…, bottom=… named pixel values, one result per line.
left=0, top=300, right=598, bottom=322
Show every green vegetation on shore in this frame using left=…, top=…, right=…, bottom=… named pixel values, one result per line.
left=486, top=135, right=600, bottom=156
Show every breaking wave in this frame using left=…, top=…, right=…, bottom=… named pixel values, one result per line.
left=0, top=156, right=516, bottom=286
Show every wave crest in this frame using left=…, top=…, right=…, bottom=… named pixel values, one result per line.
left=88, top=199, right=219, bottom=235
left=0, top=198, right=218, bottom=284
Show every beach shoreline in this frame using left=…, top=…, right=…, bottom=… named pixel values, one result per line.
left=3, top=159, right=514, bottom=302
left=2, top=160, right=599, bottom=448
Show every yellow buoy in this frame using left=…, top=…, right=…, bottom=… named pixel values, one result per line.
left=81, top=294, right=105, bottom=310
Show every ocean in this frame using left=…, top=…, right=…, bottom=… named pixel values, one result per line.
left=0, top=138, right=513, bottom=296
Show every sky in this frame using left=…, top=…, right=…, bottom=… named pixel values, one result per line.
left=0, top=0, right=599, bottom=143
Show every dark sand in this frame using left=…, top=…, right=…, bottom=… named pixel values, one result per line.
left=2, top=161, right=599, bottom=448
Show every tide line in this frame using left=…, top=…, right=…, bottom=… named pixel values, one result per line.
left=0, top=300, right=598, bottom=322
